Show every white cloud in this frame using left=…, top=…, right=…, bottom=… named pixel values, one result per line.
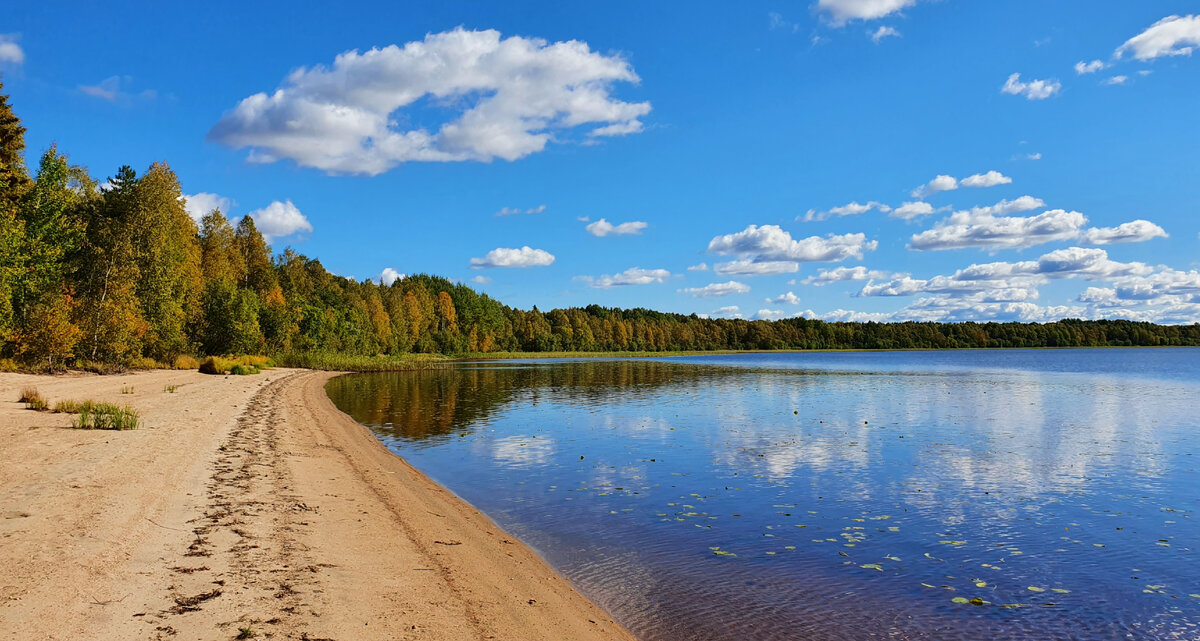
left=248, top=200, right=313, bottom=241
left=586, top=218, right=648, bottom=237
left=802, top=200, right=890, bottom=222
left=1074, top=59, right=1107, bottom=74
left=0, top=35, right=24, bottom=65
left=971, top=195, right=1045, bottom=216
left=1102, top=75, right=1129, bottom=86
left=183, top=192, right=235, bottom=223
left=1080, top=220, right=1167, bottom=245
left=1001, top=73, right=1062, bottom=100
left=1116, top=15, right=1200, bottom=61
left=208, top=28, right=650, bottom=175
left=754, top=309, right=787, bottom=321
left=707, top=225, right=877, bottom=264
left=687, top=262, right=709, bottom=272
left=804, top=308, right=895, bottom=323
left=580, top=267, right=671, bottom=289
left=708, top=305, right=742, bottom=319
left=911, top=174, right=958, bottom=198
left=678, top=281, right=751, bottom=298
left=470, top=275, right=492, bottom=285
left=960, top=170, right=1012, bottom=188
left=78, top=75, right=155, bottom=102
left=768, top=12, right=800, bottom=33
left=1026, top=152, right=1043, bottom=160
left=714, top=259, right=800, bottom=276
left=469, top=246, right=555, bottom=269
left=817, top=0, right=918, bottom=24
left=870, top=26, right=901, bottom=43
left=890, top=201, right=936, bottom=220
left=909, top=208, right=1086, bottom=251
left=802, top=265, right=894, bottom=285
left=79, top=76, right=123, bottom=101
left=496, top=205, right=546, bottom=217
left=379, top=268, right=407, bottom=285
left=767, top=291, right=802, bottom=305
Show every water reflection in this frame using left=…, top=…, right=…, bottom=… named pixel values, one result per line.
left=328, top=349, right=1200, bottom=641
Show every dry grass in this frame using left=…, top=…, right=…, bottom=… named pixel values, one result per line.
left=173, top=355, right=201, bottom=370
left=19, top=386, right=48, bottom=411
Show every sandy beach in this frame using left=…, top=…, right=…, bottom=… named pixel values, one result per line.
left=0, top=368, right=634, bottom=641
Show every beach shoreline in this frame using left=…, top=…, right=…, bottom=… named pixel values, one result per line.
left=0, top=368, right=634, bottom=640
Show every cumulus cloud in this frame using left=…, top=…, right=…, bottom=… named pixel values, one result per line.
left=183, top=192, right=235, bottom=222
left=909, top=208, right=1087, bottom=251
left=379, top=268, right=407, bottom=285
left=754, top=309, right=787, bottom=321
left=1074, top=59, right=1107, bottom=74
left=802, top=266, right=894, bottom=285
left=469, top=246, right=556, bottom=269
left=890, top=201, right=936, bottom=220
left=803, top=308, right=895, bottom=323
left=687, top=262, right=709, bottom=272
left=586, top=218, right=648, bottom=237
left=208, top=28, right=650, bottom=175
left=870, top=26, right=901, bottom=43
left=1080, top=220, right=1167, bottom=245
left=1116, top=15, right=1200, bottom=61
left=714, top=260, right=800, bottom=276
left=0, top=35, right=24, bottom=65
left=580, top=267, right=671, bottom=289
left=678, top=281, right=751, bottom=298
left=817, top=0, right=918, bottom=24
left=247, top=200, right=313, bottom=241
left=470, top=275, right=492, bottom=285
left=707, top=225, right=877, bottom=266
left=960, top=170, right=1012, bottom=188
left=710, top=305, right=743, bottom=319
left=802, top=200, right=891, bottom=222
left=860, top=247, right=1151, bottom=300
left=496, top=205, right=546, bottom=217
left=911, top=174, right=958, bottom=198
left=1001, top=73, right=1062, bottom=100
left=767, top=291, right=802, bottom=305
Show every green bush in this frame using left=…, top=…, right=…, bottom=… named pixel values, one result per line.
left=229, top=364, right=260, bottom=375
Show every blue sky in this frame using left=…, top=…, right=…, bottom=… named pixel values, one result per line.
left=4, top=1, right=1200, bottom=322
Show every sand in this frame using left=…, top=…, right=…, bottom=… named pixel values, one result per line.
left=0, top=368, right=635, bottom=640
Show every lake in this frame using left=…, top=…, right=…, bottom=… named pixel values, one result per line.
left=327, top=348, right=1200, bottom=640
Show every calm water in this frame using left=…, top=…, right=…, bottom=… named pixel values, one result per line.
left=327, top=349, right=1200, bottom=641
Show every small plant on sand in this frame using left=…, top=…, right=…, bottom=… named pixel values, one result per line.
left=72, top=403, right=140, bottom=430
left=19, top=387, right=48, bottom=411
left=164, top=384, right=179, bottom=393
left=121, top=385, right=135, bottom=394
left=236, top=626, right=257, bottom=639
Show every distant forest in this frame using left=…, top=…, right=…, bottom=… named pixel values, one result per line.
left=1, top=81, right=1197, bottom=368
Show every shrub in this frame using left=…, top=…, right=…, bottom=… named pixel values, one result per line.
left=229, top=364, right=260, bottom=375
left=239, top=355, right=274, bottom=369
left=72, top=403, right=140, bottom=430
left=199, top=356, right=234, bottom=375
left=0, top=359, right=17, bottom=372
left=173, top=355, right=201, bottom=370
left=127, top=356, right=159, bottom=370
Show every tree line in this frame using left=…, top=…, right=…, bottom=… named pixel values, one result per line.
left=1, top=81, right=1197, bottom=368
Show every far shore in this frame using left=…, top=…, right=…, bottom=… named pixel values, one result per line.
left=0, top=368, right=634, bottom=641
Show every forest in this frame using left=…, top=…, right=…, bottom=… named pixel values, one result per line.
left=1, top=81, right=1198, bottom=370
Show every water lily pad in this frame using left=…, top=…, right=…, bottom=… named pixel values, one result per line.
left=1028, top=586, right=1046, bottom=593
left=860, top=563, right=883, bottom=571
left=951, top=597, right=969, bottom=604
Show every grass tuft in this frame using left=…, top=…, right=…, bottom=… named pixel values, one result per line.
left=121, top=385, right=135, bottom=394
left=164, top=384, right=179, bottom=393
left=236, top=626, right=257, bottom=639
left=71, top=402, right=140, bottom=430
left=126, top=356, right=160, bottom=370
left=20, top=387, right=49, bottom=411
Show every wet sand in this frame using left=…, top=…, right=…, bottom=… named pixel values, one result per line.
left=0, top=368, right=634, bottom=640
